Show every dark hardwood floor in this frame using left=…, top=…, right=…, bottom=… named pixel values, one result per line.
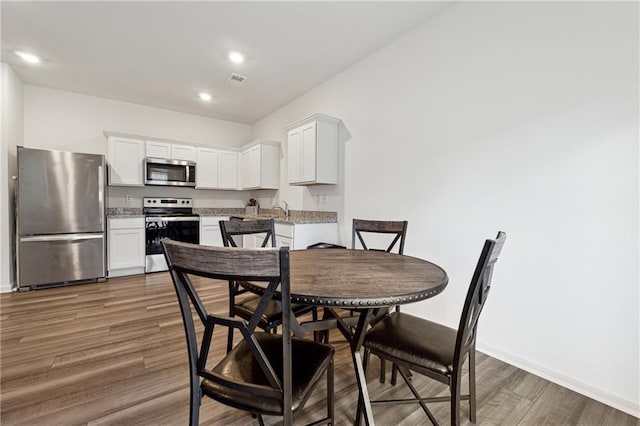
left=1, top=273, right=637, bottom=425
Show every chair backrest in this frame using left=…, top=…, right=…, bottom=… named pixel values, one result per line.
left=220, top=218, right=276, bottom=248
left=162, top=240, right=293, bottom=409
left=454, top=232, right=506, bottom=365
left=352, top=218, right=408, bottom=254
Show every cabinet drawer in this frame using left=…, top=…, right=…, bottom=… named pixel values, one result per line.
left=108, top=217, right=144, bottom=230
left=200, top=216, right=228, bottom=226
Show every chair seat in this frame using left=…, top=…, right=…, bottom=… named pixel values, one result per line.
left=234, top=295, right=315, bottom=329
left=363, top=312, right=457, bottom=376
left=202, top=332, right=334, bottom=415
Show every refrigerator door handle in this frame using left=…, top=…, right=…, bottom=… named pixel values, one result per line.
left=98, top=165, right=104, bottom=227
left=20, top=234, right=104, bottom=243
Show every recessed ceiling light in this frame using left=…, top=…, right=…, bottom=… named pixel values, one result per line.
left=198, top=92, right=212, bottom=102
left=228, top=51, right=245, bottom=64
left=14, top=51, right=40, bottom=64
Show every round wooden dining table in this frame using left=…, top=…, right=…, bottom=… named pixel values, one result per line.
left=243, top=248, right=449, bottom=426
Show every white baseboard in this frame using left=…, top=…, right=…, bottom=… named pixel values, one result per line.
left=107, top=267, right=145, bottom=278
left=477, top=342, right=640, bottom=419
left=0, top=280, right=14, bottom=293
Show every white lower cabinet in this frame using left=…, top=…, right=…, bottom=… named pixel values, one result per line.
left=200, top=216, right=228, bottom=247
left=243, top=232, right=269, bottom=248
left=274, top=222, right=338, bottom=250
left=108, top=217, right=145, bottom=277
left=201, top=217, right=338, bottom=249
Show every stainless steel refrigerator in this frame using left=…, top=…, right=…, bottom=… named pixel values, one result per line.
left=16, top=147, right=106, bottom=289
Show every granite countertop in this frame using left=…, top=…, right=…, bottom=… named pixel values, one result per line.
left=196, top=208, right=337, bottom=224
left=107, top=207, right=337, bottom=224
left=106, top=208, right=144, bottom=218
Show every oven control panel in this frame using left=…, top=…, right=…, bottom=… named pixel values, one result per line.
left=144, top=197, right=192, bottom=207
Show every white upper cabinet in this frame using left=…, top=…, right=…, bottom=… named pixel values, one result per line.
left=218, top=150, right=239, bottom=189
left=196, top=147, right=219, bottom=188
left=171, top=144, right=197, bottom=162
left=240, top=141, right=280, bottom=190
left=196, top=148, right=238, bottom=190
left=285, top=114, right=340, bottom=185
left=107, top=135, right=145, bottom=186
left=105, top=131, right=238, bottom=189
left=145, top=141, right=171, bottom=159
left=146, top=141, right=196, bottom=162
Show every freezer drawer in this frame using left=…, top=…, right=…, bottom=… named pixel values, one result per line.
left=18, top=234, right=105, bottom=288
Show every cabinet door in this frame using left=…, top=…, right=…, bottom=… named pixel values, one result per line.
left=200, top=225, right=223, bottom=247
left=288, top=128, right=303, bottom=183
left=196, top=148, right=219, bottom=188
left=277, top=236, right=293, bottom=248
left=242, top=234, right=255, bottom=248
left=218, top=151, right=238, bottom=189
left=200, top=216, right=228, bottom=246
left=108, top=137, right=145, bottom=186
left=172, top=144, right=197, bottom=162
left=240, top=149, right=252, bottom=189
left=275, top=223, right=294, bottom=248
left=249, top=145, right=261, bottom=188
left=301, top=122, right=317, bottom=182
left=241, top=146, right=261, bottom=189
left=108, top=228, right=145, bottom=270
left=146, top=141, right=171, bottom=159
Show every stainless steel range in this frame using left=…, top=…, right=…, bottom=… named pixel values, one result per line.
left=144, top=197, right=199, bottom=273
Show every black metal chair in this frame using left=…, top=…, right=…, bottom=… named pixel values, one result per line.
left=351, top=218, right=408, bottom=383
left=219, top=218, right=316, bottom=351
left=359, top=231, right=506, bottom=426
left=162, top=240, right=334, bottom=426
left=352, top=218, right=408, bottom=255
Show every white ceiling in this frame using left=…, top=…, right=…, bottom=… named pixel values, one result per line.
left=1, top=1, right=450, bottom=124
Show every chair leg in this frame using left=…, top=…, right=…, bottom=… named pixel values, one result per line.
left=188, top=383, right=200, bottom=426
left=227, top=283, right=235, bottom=353
left=390, top=363, right=398, bottom=385
left=226, top=328, right=234, bottom=353
left=355, top=348, right=371, bottom=426
left=390, top=362, right=411, bottom=385
left=397, top=366, right=438, bottom=425
left=450, top=370, right=462, bottom=426
left=379, top=357, right=386, bottom=383
left=313, top=308, right=321, bottom=342
left=327, top=358, right=334, bottom=425
left=469, top=349, right=477, bottom=423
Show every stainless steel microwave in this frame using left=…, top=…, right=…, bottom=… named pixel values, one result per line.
left=144, top=157, right=196, bottom=187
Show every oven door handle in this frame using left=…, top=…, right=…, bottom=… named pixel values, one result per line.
left=145, top=217, right=200, bottom=222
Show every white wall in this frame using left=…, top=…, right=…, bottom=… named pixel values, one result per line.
left=24, top=85, right=252, bottom=153
left=252, top=2, right=639, bottom=416
left=1, top=63, right=24, bottom=292
left=23, top=85, right=253, bottom=208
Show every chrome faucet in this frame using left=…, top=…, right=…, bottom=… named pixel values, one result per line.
left=272, top=200, right=289, bottom=219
